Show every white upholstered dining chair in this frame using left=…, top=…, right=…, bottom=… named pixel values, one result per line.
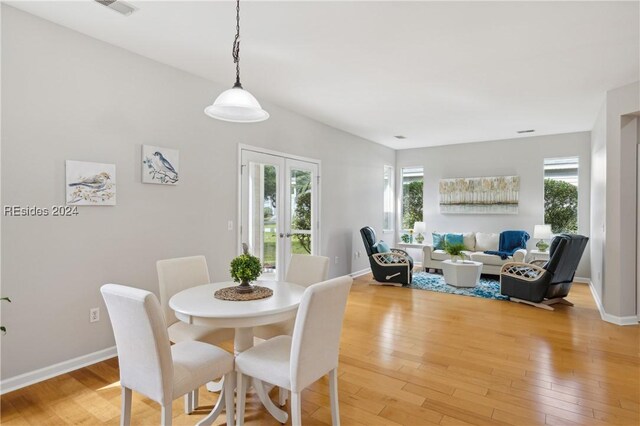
left=253, top=254, right=329, bottom=340
left=252, top=254, right=330, bottom=406
left=235, top=275, right=353, bottom=426
left=157, top=255, right=234, bottom=411
left=100, top=284, right=235, bottom=426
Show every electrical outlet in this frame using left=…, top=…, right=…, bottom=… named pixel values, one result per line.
left=90, top=307, right=100, bottom=323
left=335, top=256, right=339, bottom=264
left=228, top=220, right=233, bottom=231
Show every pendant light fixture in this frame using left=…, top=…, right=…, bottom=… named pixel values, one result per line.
left=204, top=0, right=269, bottom=123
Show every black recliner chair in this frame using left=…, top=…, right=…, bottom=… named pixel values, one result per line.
left=500, top=234, right=588, bottom=310
left=360, top=226, right=414, bottom=286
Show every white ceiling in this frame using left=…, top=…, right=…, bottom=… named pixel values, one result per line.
left=8, top=1, right=639, bottom=149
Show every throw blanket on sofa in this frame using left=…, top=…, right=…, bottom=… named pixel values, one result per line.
left=484, top=230, right=530, bottom=260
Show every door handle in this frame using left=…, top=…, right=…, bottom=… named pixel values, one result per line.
left=286, top=233, right=292, bottom=238
left=279, top=233, right=284, bottom=238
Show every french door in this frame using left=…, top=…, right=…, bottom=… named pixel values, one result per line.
left=240, top=148, right=320, bottom=281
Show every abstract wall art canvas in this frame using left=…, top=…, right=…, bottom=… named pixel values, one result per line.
left=142, top=145, right=179, bottom=185
left=439, top=176, right=519, bottom=214
left=66, top=160, right=116, bottom=205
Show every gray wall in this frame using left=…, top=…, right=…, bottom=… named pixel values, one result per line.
left=0, top=6, right=395, bottom=380
left=590, top=103, right=607, bottom=300
left=396, top=132, right=592, bottom=278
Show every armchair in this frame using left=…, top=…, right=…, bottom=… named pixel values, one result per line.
left=360, top=226, right=414, bottom=286
left=500, top=234, right=588, bottom=310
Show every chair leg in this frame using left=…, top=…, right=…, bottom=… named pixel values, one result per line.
left=278, top=387, right=288, bottom=406
left=223, top=373, right=235, bottom=426
left=329, top=369, right=340, bottom=426
left=121, top=387, right=132, bottom=426
left=236, top=372, right=247, bottom=426
left=161, top=404, right=172, bottom=426
left=184, top=389, right=198, bottom=414
left=291, top=392, right=302, bottom=426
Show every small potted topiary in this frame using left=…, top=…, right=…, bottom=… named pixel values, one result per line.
left=230, top=244, right=262, bottom=294
left=444, top=242, right=468, bottom=263
left=230, top=243, right=262, bottom=293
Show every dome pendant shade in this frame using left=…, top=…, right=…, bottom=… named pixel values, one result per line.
left=204, top=85, right=269, bottom=123
left=204, top=0, right=268, bottom=123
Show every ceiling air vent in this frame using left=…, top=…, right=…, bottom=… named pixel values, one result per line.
left=517, top=129, right=535, bottom=134
left=94, top=0, right=137, bottom=16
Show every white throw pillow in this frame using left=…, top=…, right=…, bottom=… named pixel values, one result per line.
left=462, top=232, right=476, bottom=251
left=475, top=232, right=499, bottom=251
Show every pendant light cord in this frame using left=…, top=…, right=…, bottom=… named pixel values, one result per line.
left=232, top=0, right=241, bottom=88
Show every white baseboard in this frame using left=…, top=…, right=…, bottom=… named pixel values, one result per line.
left=0, top=346, right=117, bottom=395
left=573, top=276, right=590, bottom=284
left=587, top=280, right=639, bottom=326
left=350, top=268, right=371, bottom=278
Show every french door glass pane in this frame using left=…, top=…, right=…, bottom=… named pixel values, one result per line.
left=249, top=163, right=278, bottom=279
left=290, top=168, right=312, bottom=255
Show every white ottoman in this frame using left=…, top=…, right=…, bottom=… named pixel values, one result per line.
left=441, top=260, right=483, bottom=288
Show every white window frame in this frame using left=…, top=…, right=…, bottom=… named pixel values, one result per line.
left=383, top=165, right=394, bottom=233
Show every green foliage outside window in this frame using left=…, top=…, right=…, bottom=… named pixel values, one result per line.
left=262, top=168, right=312, bottom=262
left=264, top=166, right=277, bottom=209
left=402, top=181, right=423, bottom=230
left=293, top=191, right=312, bottom=254
left=544, top=178, right=578, bottom=234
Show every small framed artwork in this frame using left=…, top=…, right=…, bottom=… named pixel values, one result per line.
left=142, top=145, right=179, bottom=185
left=66, top=160, right=116, bottom=205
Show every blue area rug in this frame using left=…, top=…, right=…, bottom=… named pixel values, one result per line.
left=410, top=272, right=509, bottom=301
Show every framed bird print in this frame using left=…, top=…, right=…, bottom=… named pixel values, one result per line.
left=66, top=160, right=116, bottom=205
left=142, top=145, right=179, bottom=185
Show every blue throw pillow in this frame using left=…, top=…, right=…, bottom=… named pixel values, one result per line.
left=376, top=240, right=393, bottom=262
left=377, top=240, right=391, bottom=253
left=432, top=233, right=445, bottom=250
left=445, top=233, right=464, bottom=246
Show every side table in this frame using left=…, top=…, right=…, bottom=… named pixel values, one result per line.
left=529, top=250, right=550, bottom=263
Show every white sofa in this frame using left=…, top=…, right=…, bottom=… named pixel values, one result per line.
left=422, top=232, right=527, bottom=275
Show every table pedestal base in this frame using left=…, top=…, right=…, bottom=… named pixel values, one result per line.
left=205, top=379, right=223, bottom=392
left=235, top=327, right=289, bottom=423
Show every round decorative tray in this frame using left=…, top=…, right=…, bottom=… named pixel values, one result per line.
left=214, top=285, right=273, bottom=301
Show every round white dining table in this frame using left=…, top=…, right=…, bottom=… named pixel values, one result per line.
left=169, top=280, right=306, bottom=423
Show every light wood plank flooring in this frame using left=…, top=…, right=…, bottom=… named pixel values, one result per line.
left=2, top=274, right=639, bottom=425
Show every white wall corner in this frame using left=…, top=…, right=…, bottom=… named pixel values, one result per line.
left=0, top=346, right=117, bottom=395
left=587, top=280, right=639, bottom=326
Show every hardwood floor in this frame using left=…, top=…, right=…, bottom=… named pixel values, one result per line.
left=2, top=274, right=639, bottom=425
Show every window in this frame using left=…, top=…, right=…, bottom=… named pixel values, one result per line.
left=401, top=166, right=424, bottom=231
left=383, top=165, right=394, bottom=232
left=544, top=157, right=579, bottom=233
